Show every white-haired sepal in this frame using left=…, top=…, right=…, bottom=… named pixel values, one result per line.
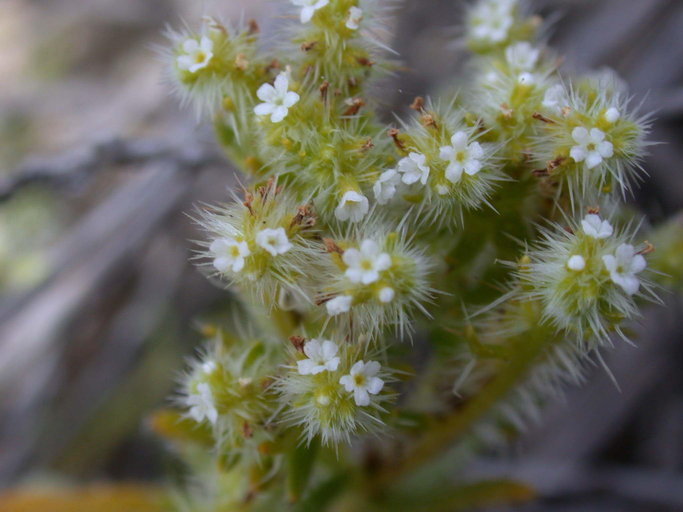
left=279, top=339, right=393, bottom=445
left=532, top=77, right=651, bottom=198
left=197, top=181, right=320, bottom=303
left=518, top=213, right=656, bottom=343
left=318, top=231, right=436, bottom=338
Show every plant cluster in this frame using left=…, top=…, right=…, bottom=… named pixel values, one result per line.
left=155, top=1, right=679, bottom=510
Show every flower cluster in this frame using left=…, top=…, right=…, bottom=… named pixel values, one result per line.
left=377, top=102, right=501, bottom=226
left=279, top=337, right=390, bottom=445
left=319, top=230, right=435, bottom=337
left=519, top=211, right=653, bottom=342
left=160, top=1, right=669, bottom=509
left=532, top=74, right=650, bottom=198
left=181, top=334, right=279, bottom=458
left=198, top=180, right=318, bottom=303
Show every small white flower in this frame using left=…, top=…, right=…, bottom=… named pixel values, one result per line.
left=291, top=0, right=329, bottom=24
left=436, top=184, right=449, bottom=195
left=567, top=255, right=586, bottom=271
left=470, top=1, right=515, bottom=44
left=297, top=339, right=340, bottom=375
left=505, top=42, right=540, bottom=71
left=255, top=227, right=292, bottom=256
left=604, top=107, right=620, bottom=123
left=517, top=72, right=535, bottom=85
left=439, top=131, right=484, bottom=183
left=343, top=239, right=392, bottom=285
left=177, top=36, right=214, bottom=73
left=346, top=6, right=363, bottom=30
left=581, top=214, right=614, bottom=239
left=335, top=191, right=369, bottom=222
left=201, top=361, right=217, bottom=374
left=542, top=84, right=569, bottom=115
left=326, top=295, right=352, bottom=315
left=570, top=127, right=614, bottom=169
left=254, top=72, right=300, bottom=123
left=187, top=382, right=218, bottom=425
left=211, top=237, right=250, bottom=273
left=379, top=287, right=395, bottom=303
left=373, top=169, right=401, bottom=205
left=602, top=243, right=647, bottom=295
left=339, top=360, right=384, bottom=407
left=398, top=152, right=430, bottom=185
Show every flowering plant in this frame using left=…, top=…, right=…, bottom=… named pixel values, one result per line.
left=156, top=1, right=679, bottom=510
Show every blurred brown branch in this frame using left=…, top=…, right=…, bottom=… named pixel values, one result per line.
left=0, top=136, right=223, bottom=202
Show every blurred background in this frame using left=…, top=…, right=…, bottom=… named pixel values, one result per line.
left=0, top=1, right=681, bottom=510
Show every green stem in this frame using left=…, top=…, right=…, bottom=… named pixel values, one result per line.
left=373, top=328, right=555, bottom=491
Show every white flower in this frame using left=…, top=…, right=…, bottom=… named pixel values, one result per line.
left=397, top=152, right=430, bottom=185
left=373, top=169, right=401, bottom=205
left=201, top=361, right=217, bottom=374
left=581, top=214, right=614, bottom=239
left=339, top=361, right=384, bottom=406
left=326, top=295, right=352, bottom=315
left=211, top=237, right=250, bottom=273
left=254, top=72, right=300, bottom=123
left=177, top=36, right=214, bottom=73
left=505, top=42, right=539, bottom=71
left=570, top=127, right=614, bottom=169
left=291, top=0, right=329, bottom=24
left=567, top=255, right=586, bottom=271
left=297, top=339, right=340, bottom=375
left=379, top=287, right=395, bottom=303
left=439, top=131, right=484, bottom=183
left=436, top=184, right=449, bottom=195
left=346, top=6, right=363, bottom=30
left=517, top=72, right=535, bottom=85
left=542, top=84, right=569, bottom=115
left=187, top=382, right=218, bottom=425
left=604, top=107, right=620, bottom=123
left=335, top=191, right=369, bottom=222
left=255, top=227, right=292, bottom=256
left=470, top=0, right=515, bottom=43
left=343, top=239, right=392, bottom=285
left=602, top=243, right=647, bottom=295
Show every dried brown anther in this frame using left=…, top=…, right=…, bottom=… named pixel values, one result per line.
left=388, top=128, right=405, bottom=151
left=291, top=204, right=316, bottom=228
left=323, top=238, right=344, bottom=255
left=247, top=19, right=260, bottom=35
left=320, top=80, right=329, bottom=104
left=343, top=97, right=365, bottom=116
left=532, top=112, right=555, bottom=124
left=289, top=335, right=306, bottom=353
left=421, top=113, right=437, bottom=128
left=638, top=241, right=655, bottom=255
left=410, top=96, right=425, bottom=112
